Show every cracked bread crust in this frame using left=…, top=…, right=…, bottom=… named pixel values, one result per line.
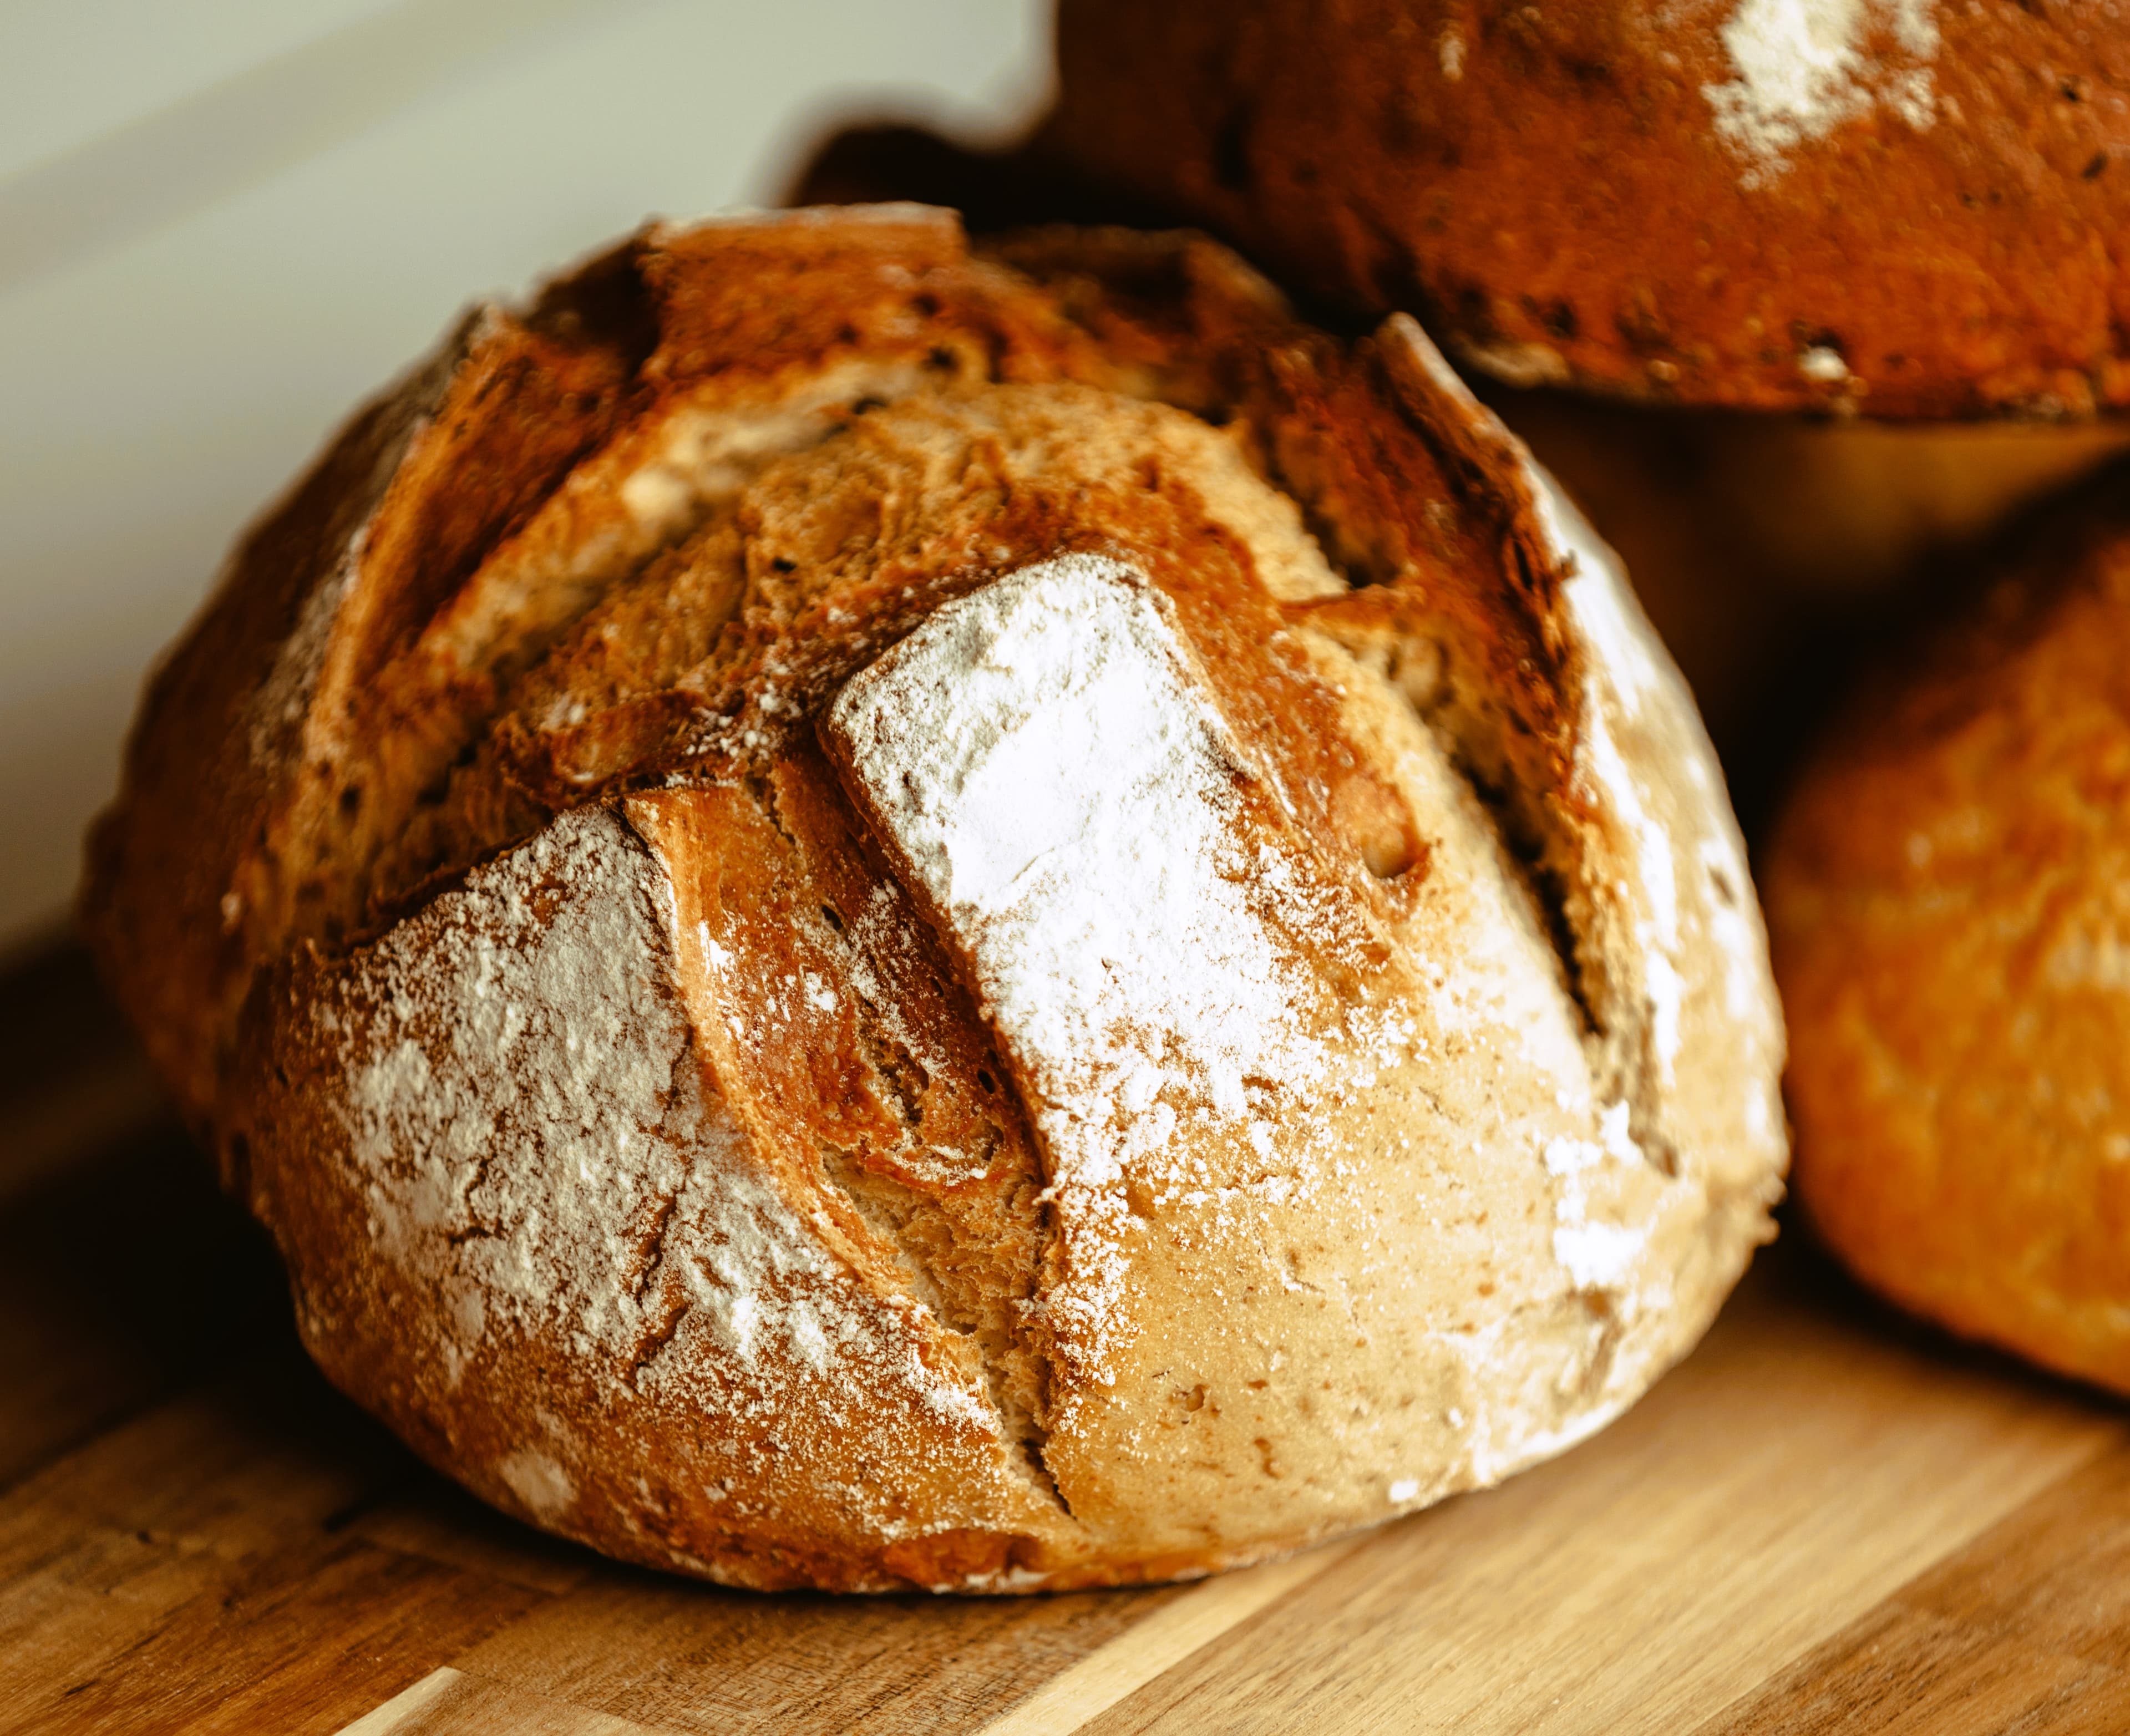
left=1040, top=0, right=2130, bottom=418
left=83, top=209, right=1784, bottom=1591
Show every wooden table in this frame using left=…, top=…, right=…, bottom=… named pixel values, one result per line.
left=5, top=945, right=2128, bottom=1735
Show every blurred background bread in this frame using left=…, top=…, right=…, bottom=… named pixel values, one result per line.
left=1038, top=0, right=2130, bottom=417
left=1767, top=465, right=2130, bottom=1395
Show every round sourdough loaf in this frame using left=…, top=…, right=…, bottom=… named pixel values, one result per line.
left=1768, top=466, right=2130, bottom=1395
left=1039, top=0, right=2130, bottom=417
left=82, top=207, right=1784, bottom=1592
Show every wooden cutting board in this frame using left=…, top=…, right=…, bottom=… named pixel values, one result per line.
left=4, top=945, right=2127, bottom=1736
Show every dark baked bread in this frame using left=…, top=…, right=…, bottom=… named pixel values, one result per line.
left=1039, top=0, right=2130, bottom=417
left=82, top=207, right=1784, bottom=1591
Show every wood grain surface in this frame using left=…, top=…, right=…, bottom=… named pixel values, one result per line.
left=3, top=945, right=2125, bottom=1736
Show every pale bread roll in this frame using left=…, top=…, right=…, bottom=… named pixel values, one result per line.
left=82, top=208, right=1784, bottom=1592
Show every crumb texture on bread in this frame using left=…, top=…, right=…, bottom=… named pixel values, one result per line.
left=84, top=209, right=1784, bottom=1590
left=1041, top=0, right=2130, bottom=416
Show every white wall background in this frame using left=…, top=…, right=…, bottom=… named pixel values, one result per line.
left=0, top=0, right=1052, bottom=956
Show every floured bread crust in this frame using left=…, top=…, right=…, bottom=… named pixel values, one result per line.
left=1768, top=470, right=2130, bottom=1397
left=84, top=209, right=1784, bottom=1591
left=1039, top=0, right=2130, bottom=417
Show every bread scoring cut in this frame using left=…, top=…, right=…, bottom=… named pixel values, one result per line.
left=825, top=555, right=1400, bottom=1421
left=84, top=209, right=1785, bottom=1591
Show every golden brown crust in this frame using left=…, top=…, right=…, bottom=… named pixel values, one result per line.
left=1768, top=468, right=2130, bottom=1392
left=84, top=207, right=1132, bottom=1136
left=85, top=210, right=1596, bottom=1144
left=80, top=286, right=647, bottom=1129
left=1040, top=0, right=2130, bottom=417
left=84, top=208, right=1784, bottom=1590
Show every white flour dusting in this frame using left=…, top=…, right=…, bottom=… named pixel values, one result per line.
left=332, top=804, right=996, bottom=1523
left=498, top=1446, right=577, bottom=1521
left=1439, top=25, right=1466, bottom=80
left=828, top=556, right=1351, bottom=1382
left=1544, top=1102, right=1654, bottom=1290
left=1703, top=0, right=1939, bottom=184
left=248, top=528, right=366, bottom=767
left=831, top=556, right=1327, bottom=1172
left=1530, top=470, right=1688, bottom=1086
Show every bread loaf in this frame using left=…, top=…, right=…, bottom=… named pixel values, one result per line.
left=1039, top=0, right=2130, bottom=417
left=82, top=207, right=1785, bottom=1591
left=1769, top=466, right=2130, bottom=1395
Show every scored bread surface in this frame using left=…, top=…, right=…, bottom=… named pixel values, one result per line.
left=83, top=207, right=1784, bottom=1591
